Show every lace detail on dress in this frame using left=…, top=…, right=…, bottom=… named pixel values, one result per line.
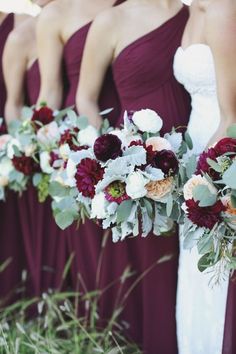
left=174, top=45, right=229, bottom=354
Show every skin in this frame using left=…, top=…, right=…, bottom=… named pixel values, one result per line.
left=76, top=0, right=184, bottom=129
left=3, top=1, right=52, bottom=124
left=181, top=0, right=236, bottom=144
left=36, top=0, right=118, bottom=111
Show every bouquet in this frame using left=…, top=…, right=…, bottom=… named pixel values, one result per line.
left=182, top=126, right=236, bottom=276
left=88, top=109, right=191, bottom=242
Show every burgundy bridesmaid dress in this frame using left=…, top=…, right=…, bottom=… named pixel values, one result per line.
left=61, top=0, right=125, bottom=295
left=0, top=14, right=26, bottom=304
left=20, top=61, right=69, bottom=296
left=99, top=6, right=191, bottom=354
left=222, top=275, right=236, bottom=354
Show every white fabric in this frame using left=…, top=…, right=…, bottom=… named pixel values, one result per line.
left=173, top=44, right=229, bottom=354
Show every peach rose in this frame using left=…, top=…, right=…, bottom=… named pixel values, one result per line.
left=146, top=137, right=172, bottom=152
left=221, top=195, right=236, bottom=230
left=146, top=176, right=173, bottom=200
left=183, top=175, right=217, bottom=201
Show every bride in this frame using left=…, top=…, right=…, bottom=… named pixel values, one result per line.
left=174, top=0, right=236, bottom=353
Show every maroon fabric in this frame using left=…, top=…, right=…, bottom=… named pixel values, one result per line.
left=0, top=14, right=27, bottom=304
left=24, top=60, right=40, bottom=107
left=222, top=273, right=236, bottom=354
left=98, top=6, right=191, bottom=354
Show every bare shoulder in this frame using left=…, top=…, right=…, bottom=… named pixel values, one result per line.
left=206, top=0, right=236, bottom=26
left=6, top=17, right=35, bottom=53
left=14, top=13, right=31, bottom=27
left=37, top=1, right=63, bottom=32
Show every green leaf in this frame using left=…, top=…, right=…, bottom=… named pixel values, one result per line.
left=197, top=233, right=213, bottom=254
left=206, top=158, right=222, bottom=173
left=77, top=116, right=88, bottom=130
left=166, top=194, right=173, bottom=217
left=198, top=253, right=217, bottom=272
left=48, top=181, right=68, bottom=198
left=227, top=124, right=236, bottom=138
left=67, top=110, right=77, bottom=126
left=222, top=161, right=236, bottom=189
left=185, top=155, right=198, bottom=179
left=231, top=193, right=236, bottom=208
left=192, top=185, right=217, bottom=207
left=55, top=210, right=74, bottom=230
left=143, top=198, right=153, bottom=218
left=184, top=131, right=193, bottom=150
left=32, top=173, right=42, bottom=187
left=116, top=200, right=133, bottom=224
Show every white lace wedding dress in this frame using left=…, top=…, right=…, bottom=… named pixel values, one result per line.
left=173, top=44, right=229, bottom=354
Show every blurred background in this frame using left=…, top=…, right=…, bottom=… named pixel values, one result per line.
left=0, top=0, right=40, bottom=15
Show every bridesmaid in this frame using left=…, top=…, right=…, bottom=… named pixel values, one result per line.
left=36, top=0, right=125, bottom=297
left=3, top=1, right=59, bottom=297
left=0, top=12, right=29, bottom=304
left=77, top=0, right=191, bottom=352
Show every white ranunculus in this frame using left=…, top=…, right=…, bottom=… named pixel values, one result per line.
left=24, top=143, right=37, bottom=157
left=91, top=192, right=108, bottom=219
left=183, top=175, right=217, bottom=200
left=7, top=138, right=22, bottom=159
left=40, top=151, right=54, bottom=174
left=37, top=121, right=60, bottom=146
left=59, top=144, right=71, bottom=160
left=132, top=109, right=163, bottom=133
left=126, top=172, right=148, bottom=199
left=78, top=125, right=99, bottom=147
left=66, top=158, right=77, bottom=179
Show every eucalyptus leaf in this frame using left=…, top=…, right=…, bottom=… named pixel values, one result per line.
left=116, top=200, right=133, bottom=224
left=32, top=173, right=42, bottom=187
left=198, top=252, right=217, bottom=272
left=206, top=158, right=222, bottom=173
left=227, top=124, right=236, bottom=139
left=184, top=131, right=193, bottom=150
left=77, top=116, right=88, bottom=130
left=185, top=155, right=198, bottom=179
left=48, top=181, right=69, bottom=198
left=222, top=162, right=236, bottom=189
left=192, top=185, right=217, bottom=207
left=55, top=210, right=74, bottom=230
left=166, top=194, right=173, bottom=217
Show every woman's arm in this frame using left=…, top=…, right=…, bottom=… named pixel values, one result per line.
left=36, top=4, right=64, bottom=109
left=3, top=30, right=28, bottom=124
left=206, top=1, right=236, bottom=143
left=76, top=9, right=118, bottom=129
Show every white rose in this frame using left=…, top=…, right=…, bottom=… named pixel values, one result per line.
left=7, top=138, right=22, bottom=159
left=91, top=192, right=108, bottom=219
left=40, top=151, right=54, bottom=174
left=59, top=144, right=71, bottom=160
left=146, top=137, right=172, bottom=151
left=132, top=109, right=163, bottom=133
left=37, top=121, right=60, bottom=146
left=24, top=143, right=37, bottom=157
left=78, top=125, right=99, bottom=147
left=183, top=175, right=217, bottom=200
left=126, top=172, right=148, bottom=199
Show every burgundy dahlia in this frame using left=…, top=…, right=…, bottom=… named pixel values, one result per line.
left=31, top=106, right=54, bottom=130
left=214, top=137, right=236, bottom=156
left=151, top=149, right=179, bottom=175
left=196, top=147, right=219, bottom=179
left=75, top=158, right=104, bottom=198
left=94, top=134, right=122, bottom=162
left=104, top=181, right=129, bottom=204
left=59, top=128, right=83, bottom=151
left=12, top=155, right=39, bottom=176
left=186, top=199, right=226, bottom=229
left=0, top=123, right=7, bottom=135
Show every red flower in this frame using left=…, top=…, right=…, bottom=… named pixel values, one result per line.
left=151, top=149, right=179, bottom=175
left=196, top=147, right=219, bottom=180
left=31, top=107, right=54, bottom=130
left=104, top=180, right=129, bottom=204
left=94, top=134, right=122, bottom=162
left=214, top=137, right=236, bottom=156
left=12, top=155, right=39, bottom=176
left=75, top=158, right=104, bottom=198
left=0, top=123, right=7, bottom=135
left=186, top=199, right=226, bottom=229
left=59, top=128, right=82, bottom=151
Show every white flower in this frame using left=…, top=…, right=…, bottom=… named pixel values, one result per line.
left=132, top=109, right=163, bottom=133
left=40, top=151, right=54, bottom=174
left=91, top=192, right=108, bottom=219
left=24, top=144, right=37, bottom=157
left=37, top=121, right=60, bottom=146
left=66, top=158, right=77, bottom=187
left=126, top=172, right=148, bottom=199
left=110, top=129, right=142, bottom=148
left=78, top=125, right=99, bottom=147
left=0, top=157, right=14, bottom=186
left=7, top=138, right=22, bottom=158
left=59, top=144, right=71, bottom=160
left=146, top=137, right=172, bottom=151
left=183, top=175, right=217, bottom=200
